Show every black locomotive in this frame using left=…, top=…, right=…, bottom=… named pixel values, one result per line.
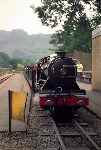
left=34, top=52, right=80, bottom=92
left=27, top=52, right=89, bottom=112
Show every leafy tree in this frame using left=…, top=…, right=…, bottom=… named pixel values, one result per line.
left=35, top=0, right=101, bottom=28
left=49, top=13, right=99, bottom=53
left=0, top=52, right=11, bottom=67
left=0, top=51, right=34, bottom=69
left=58, top=14, right=92, bottom=52
left=33, top=0, right=101, bottom=53
left=10, top=58, right=23, bottom=69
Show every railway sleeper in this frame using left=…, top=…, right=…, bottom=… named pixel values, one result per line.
left=74, top=121, right=101, bottom=150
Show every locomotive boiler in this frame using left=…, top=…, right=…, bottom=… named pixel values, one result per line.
left=31, top=52, right=89, bottom=113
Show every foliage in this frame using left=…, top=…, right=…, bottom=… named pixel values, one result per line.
left=10, top=59, right=22, bottom=69
left=34, top=0, right=101, bottom=53
left=50, top=13, right=101, bottom=53
left=52, top=14, right=92, bottom=52
left=35, top=0, right=100, bottom=28
left=0, top=52, right=33, bottom=69
left=0, top=52, right=11, bottom=67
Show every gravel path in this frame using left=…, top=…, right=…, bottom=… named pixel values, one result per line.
left=0, top=74, right=34, bottom=150
left=28, top=97, right=61, bottom=150
left=0, top=93, right=61, bottom=150
left=0, top=97, right=36, bottom=150
left=0, top=73, right=31, bottom=131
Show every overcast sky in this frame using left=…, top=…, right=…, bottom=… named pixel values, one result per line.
left=0, top=0, right=60, bottom=34
left=0, top=0, right=94, bottom=35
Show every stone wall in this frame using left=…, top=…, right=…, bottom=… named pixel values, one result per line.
left=92, top=25, right=101, bottom=90
left=68, top=51, right=92, bottom=71
left=72, top=51, right=92, bottom=71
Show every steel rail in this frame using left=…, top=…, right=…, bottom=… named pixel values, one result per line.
left=52, top=115, right=101, bottom=150
left=0, top=74, right=13, bottom=84
left=0, top=75, right=12, bottom=84
left=83, top=106, right=101, bottom=120
left=74, top=120, right=100, bottom=150
left=31, top=106, right=67, bottom=150
left=52, top=119, right=67, bottom=150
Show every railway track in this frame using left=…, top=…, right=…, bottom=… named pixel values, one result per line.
left=54, top=120, right=101, bottom=150
left=0, top=74, right=13, bottom=84
left=31, top=100, right=101, bottom=150
left=53, top=106, right=101, bottom=150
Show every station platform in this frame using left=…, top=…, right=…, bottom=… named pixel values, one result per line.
left=78, top=81, right=101, bottom=118
left=0, top=73, right=31, bottom=131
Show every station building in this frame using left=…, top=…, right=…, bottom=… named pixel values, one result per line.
left=92, top=25, right=101, bottom=91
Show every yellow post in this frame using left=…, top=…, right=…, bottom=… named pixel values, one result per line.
left=11, top=91, right=27, bottom=121
left=8, top=90, right=27, bottom=132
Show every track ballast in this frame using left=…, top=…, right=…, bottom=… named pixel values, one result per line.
left=31, top=94, right=101, bottom=150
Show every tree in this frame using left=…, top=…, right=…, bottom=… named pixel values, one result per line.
left=35, top=0, right=101, bottom=28
left=0, top=52, right=11, bottom=67
left=50, top=14, right=98, bottom=53
left=10, top=58, right=23, bottom=69
left=72, top=15, right=92, bottom=52
left=57, top=14, right=92, bottom=52
left=33, top=0, right=101, bottom=53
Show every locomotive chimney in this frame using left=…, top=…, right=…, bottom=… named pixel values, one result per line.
left=56, top=51, right=66, bottom=58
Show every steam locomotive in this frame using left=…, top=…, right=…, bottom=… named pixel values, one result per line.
left=28, top=52, right=89, bottom=114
